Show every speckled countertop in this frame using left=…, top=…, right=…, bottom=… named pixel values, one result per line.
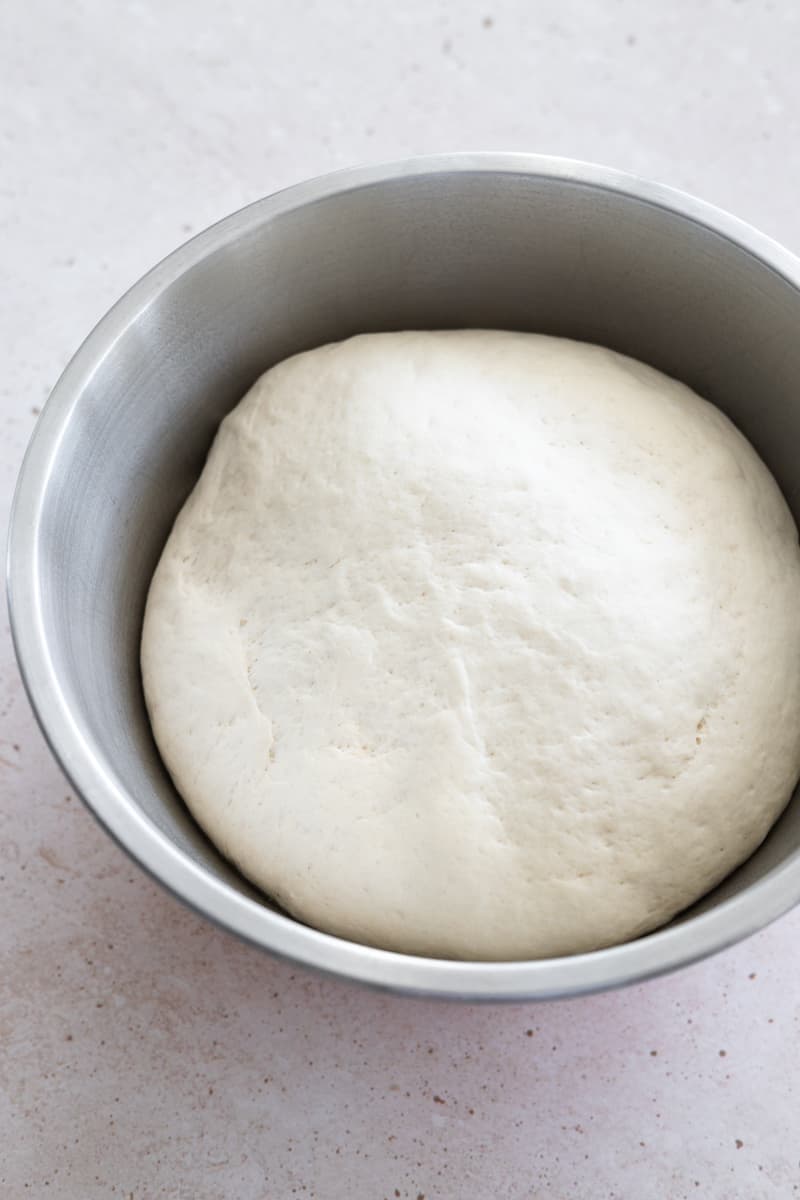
left=3, top=2, right=800, bottom=1197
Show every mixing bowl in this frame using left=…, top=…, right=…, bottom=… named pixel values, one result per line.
left=9, top=154, right=800, bottom=1000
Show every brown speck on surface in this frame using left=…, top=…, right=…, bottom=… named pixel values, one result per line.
left=719, top=1049, right=727, bottom=1057
left=65, top=1034, right=73, bottom=1042
left=417, top=1194, right=425, bottom=1199
left=433, top=1095, right=445, bottom=1105
left=467, top=1108, right=475, bottom=1115
left=736, top=1139, right=744, bottom=1149
left=749, top=972, right=757, bottom=979
left=31, top=406, right=41, bottom=415
left=394, top=1190, right=400, bottom=1197
left=650, top=1050, right=658, bottom=1057
left=525, top=1029, right=534, bottom=1037
left=37, top=846, right=71, bottom=873
left=482, top=14, right=494, bottom=27
left=239, top=618, right=248, bottom=626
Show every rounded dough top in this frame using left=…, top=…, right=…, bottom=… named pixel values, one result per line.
left=141, top=331, right=800, bottom=960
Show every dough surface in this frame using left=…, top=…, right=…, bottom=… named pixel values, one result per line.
left=141, top=331, right=800, bottom=960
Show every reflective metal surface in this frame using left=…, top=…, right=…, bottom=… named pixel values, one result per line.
left=8, top=154, right=800, bottom=999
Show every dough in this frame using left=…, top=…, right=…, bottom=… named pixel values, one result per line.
left=141, top=331, right=800, bottom=960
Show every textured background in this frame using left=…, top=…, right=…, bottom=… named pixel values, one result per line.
left=3, top=1, right=800, bottom=1196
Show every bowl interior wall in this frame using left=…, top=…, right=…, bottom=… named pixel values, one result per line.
left=37, top=171, right=800, bottom=922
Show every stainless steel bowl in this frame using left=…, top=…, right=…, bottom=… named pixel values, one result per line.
left=9, top=154, right=800, bottom=1000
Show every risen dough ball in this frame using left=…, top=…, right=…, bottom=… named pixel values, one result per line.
left=141, top=331, right=800, bottom=960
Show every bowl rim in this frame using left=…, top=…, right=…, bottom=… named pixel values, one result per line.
left=9, top=151, right=800, bottom=1001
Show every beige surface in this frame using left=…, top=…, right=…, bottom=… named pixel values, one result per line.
left=4, top=0, right=800, bottom=1196
left=144, top=331, right=800, bottom=960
